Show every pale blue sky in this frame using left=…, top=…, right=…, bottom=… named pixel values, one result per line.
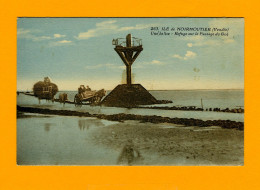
left=17, top=18, right=244, bottom=90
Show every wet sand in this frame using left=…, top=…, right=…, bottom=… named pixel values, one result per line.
left=89, top=121, right=244, bottom=165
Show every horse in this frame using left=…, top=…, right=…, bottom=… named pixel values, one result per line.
left=92, top=89, right=106, bottom=104
left=59, top=93, right=68, bottom=105
left=74, top=89, right=106, bottom=106
left=37, top=93, right=55, bottom=104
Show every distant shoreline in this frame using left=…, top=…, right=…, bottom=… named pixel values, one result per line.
left=17, top=89, right=244, bottom=92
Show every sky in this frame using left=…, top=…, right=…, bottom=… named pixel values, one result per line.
left=17, top=18, right=244, bottom=90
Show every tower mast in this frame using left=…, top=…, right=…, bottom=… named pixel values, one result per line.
left=113, top=34, right=143, bottom=85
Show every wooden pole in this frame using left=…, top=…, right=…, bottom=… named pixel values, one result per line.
left=126, top=34, right=132, bottom=85
left=114, top=34, right=143, bottom=86
left=126, top=34, right=131, bottom=47
left=126, top=65, right=131, bottom=85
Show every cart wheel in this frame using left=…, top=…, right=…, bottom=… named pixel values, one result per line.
left=74, top=94, right=82, bottom=107
left=95, top=96, right=101, bottom=104
left=89, top=97, right=95, bottom=105
left=91, top=96, right=99, bottom=105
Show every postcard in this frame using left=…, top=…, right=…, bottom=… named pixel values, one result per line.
left=16, top=17, right=244, bottom=166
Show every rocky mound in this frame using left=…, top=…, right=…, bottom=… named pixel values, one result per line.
left=101, top=84, right=158, bottom=107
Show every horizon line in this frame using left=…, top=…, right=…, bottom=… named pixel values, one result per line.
left=17, top=88, right=244, bottom=91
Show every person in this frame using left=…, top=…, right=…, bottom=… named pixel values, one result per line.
left=86, top=85, right=91, bottom=91
left=117, top=139, right=142, bottom=166
left=78, top=85, right=86, bottom=94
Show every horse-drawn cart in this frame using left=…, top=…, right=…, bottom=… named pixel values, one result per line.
left=33, top=77, right=58, bottom=103
left=74, top=85, right=106, bottom=105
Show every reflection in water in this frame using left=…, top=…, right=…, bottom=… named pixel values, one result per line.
left=117, top=139, right=143, bottom=166
left=78, top=120, right=91, bottom=131
left=44, top=123, right=51, bottom=132
left=78, top=119, right=105, bottom=131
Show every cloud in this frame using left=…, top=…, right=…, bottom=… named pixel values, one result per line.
left=33, top=36, right=52, bottom=41
left=84, top=62, right=146, bottom=70
left=147, top=60, right=164, bottom=65
left=194, top=40, right=222, bottom=47
left=185, top=51, right=196, bottom=59
left=183, top=35, right=221, bottom=47
left=104, top=63, right=126, bottom=69
left=84, top=61, right=154, bottom=71
left=105, top=63, right=125, bottom=69
left=17, top=28, right=66, bottom=42
left=104, top=63, right=115, bottom=67
left=183, top=35, right=222, bottom=47
left=17, top=28, right=38, bottom=40
left=139, top=60, right=165, bottom=65
left=76, top=20, right=118, bottom=39
left=96, top=20, right=117, bottom=27
left=172, top=51, right=197, bottom=60
left=17, top=28, right=31, bottom=36
left=76, top=20, right=155, bottom=40
left=172, top=54, right=183, bottom=59
left=184, top=36, right=222, bottom=47
left=224, top=38, right=235, bottom=43
left=118, top=24, right=154, bottom=31
left=187, top=43, right=193, bottom=47
left=85, top=63, right=125, bottom=70
left=49, top=40, right=73, bottom=47
left=54, top=34, right=66, bottom=38
left=58, top=40, right=72, bottom=43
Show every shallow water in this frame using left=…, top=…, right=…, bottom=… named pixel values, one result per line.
left=17, top=90, right=244, bottom=122
left=149, top=89, right=244, bottom=109
left=17, top=114, right=119, bottom=165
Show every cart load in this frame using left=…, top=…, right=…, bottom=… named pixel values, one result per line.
left=33, top=77, right=58, bottom=101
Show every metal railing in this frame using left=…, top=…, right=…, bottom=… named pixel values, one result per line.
left=112, top=37, right=142, bottom=47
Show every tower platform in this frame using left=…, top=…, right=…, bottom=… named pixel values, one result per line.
left=100, top=84, right=158, bottom=107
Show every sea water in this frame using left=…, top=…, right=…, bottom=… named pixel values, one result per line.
left=17, top=89, right=244, bottom=122
left=17, top=115, right=119, bottom=165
